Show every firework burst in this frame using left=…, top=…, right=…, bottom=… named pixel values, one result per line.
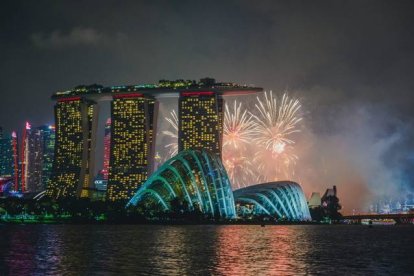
left=251, top=91, right=302, bottom=181
left=161, top=93, right=302, bottom=186
left=223, top=100, right=255, bottom=150
left=162, top=110, right=179, bottom=158
left=252, top=91, right=302, bottom=150
left=222, top=100, right=256, bottom=188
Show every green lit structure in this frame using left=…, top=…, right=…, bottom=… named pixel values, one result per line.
left=127, top=149, right=236, bottom=219
left=234, top=181, right=311, bottom=220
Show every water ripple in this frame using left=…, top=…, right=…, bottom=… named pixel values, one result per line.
left=0, top=225, right=413, bottom=275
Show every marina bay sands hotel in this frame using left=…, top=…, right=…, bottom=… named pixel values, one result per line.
left=45, top=78, right=262, bottom=201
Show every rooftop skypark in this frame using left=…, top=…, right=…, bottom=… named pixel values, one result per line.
left=53, top=78, right=262, bottom=99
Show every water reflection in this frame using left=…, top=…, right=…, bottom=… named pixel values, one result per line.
left=0, top=225, right=413, bottom=275
left=214, top=226, right=310, bottom=275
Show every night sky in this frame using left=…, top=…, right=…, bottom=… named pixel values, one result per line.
left=1, top=1, right=414, bottom=209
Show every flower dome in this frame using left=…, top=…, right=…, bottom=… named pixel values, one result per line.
left=234, top=181, right=311, bottom=220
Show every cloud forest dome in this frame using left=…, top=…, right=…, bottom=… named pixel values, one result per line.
left=233, top=181, right=311, bottom=221
left=127, top=149, right=236, bottom=219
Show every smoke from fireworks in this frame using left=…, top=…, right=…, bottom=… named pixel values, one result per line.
left=223, top=155, right=255, bottom=189
left=253, top=144, right=298, bottom=182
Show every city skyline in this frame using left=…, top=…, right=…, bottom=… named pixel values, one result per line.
left=0, top=74, right=413, bottom=212
left=1, top=2, right=414, bottom=275
left=45, top=79, right=261, bottom=201
left=1, top=1, right=414, bottom=212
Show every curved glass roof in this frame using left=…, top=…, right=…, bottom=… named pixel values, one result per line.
left=233, top=181, right=311, bottom=221
left=127, top=149, right=236, bottom=219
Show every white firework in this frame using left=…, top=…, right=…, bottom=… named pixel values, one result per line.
left=223, top=100, right=255, bottom=150
left=163, top=110, right=179, bottom=158
left=251, top=91, right=302, bottom=150
left=250, top=91, right=302, bottom=181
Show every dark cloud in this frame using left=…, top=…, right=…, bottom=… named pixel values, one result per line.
left=31, top=27, right=105, bottom=49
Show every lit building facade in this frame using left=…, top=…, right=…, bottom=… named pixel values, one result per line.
left=178, top=92, right=222, bottom=157
left=106, top=94, right=157, bottom=202
left=102, top=118, right=111, bottom=180
left=0, top=129, right=19, bottom=191
left=39, top=125, right=55, bottom=190
left=11, top=125, right=56, bottom=193
left=49, top=79, right=261, bottom=201
left=0, top=133, right=14, bottom=178
left=20, top=122, right=31, bottom=192
left=26, top=125, right=44, bottom=193
left=46, top=98, right=98, bottom=198
left=11, top=131, right=19, bottom=190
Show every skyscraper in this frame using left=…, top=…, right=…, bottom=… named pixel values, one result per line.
left=102, top=118, right=111, bottom=180
left=26, top=124, right=44, bottom=193
left=11, top=131, right=19, bottom=190
left=38, top=125, right=55, bottom=191
left=13, top=125, right=56, bottom=193
left=20, top=122, right=31, bottom=192
left=106, top=94, right=157, bottom=201
left=49, top=79, right=260, bottom=201
left=0, top=132, right=14, bottom=178
left=178, top=91, right=222, bottom=156
left=0, top=129, right=20, bottom=191
left=46, top=97, right=98, bottom=198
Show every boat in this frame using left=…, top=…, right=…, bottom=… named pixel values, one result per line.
left=361, top=219, right=396, bottom=226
